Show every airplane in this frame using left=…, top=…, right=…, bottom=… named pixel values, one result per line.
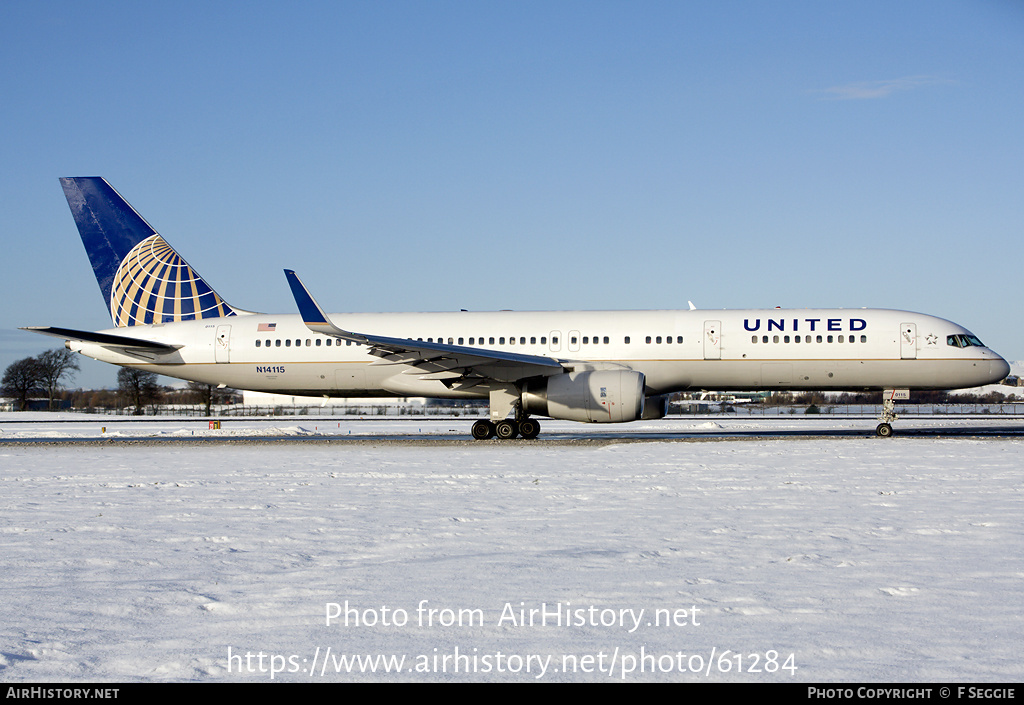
left=24, top=177, right=1010, bottom=439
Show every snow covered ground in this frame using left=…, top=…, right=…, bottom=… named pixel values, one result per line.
left=1, top=412, right=1023, bottom=442
left=1, top=414, right=1022, bottom=682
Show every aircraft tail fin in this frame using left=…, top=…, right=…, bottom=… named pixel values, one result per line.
left=59, top=177, right=242, bottom=327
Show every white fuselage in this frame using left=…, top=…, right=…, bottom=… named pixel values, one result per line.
left=68, top=307, right=1009, bottom=399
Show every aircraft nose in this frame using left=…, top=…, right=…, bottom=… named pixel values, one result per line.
left=991, top=357, right=1011, bottom=383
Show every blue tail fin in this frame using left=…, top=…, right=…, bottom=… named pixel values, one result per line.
left=60, top=177, right=239, bottom=327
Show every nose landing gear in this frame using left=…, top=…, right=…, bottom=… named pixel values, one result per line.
left=876, top=389, right=908, bottom=437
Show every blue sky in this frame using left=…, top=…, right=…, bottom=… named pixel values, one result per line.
left=2, top=1, right=1022, bottom=389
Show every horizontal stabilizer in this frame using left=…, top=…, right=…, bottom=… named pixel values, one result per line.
left=21, top=326, right=181, bottom=353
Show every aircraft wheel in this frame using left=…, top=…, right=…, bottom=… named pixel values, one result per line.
left=518, top=418, right=541, bottom=439
left=471, top=420, right=495, bottom=440
left=495, top=420, right=519, bottom=440
left=876, top=423, right=893, bottom=438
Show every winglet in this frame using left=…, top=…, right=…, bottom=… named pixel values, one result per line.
left=284, top=269, right=362, bottom=341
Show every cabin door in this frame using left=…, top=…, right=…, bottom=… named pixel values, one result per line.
left=704, top=320, right=721, bottom=360
left=549, top=331, right=562, bottom=353
left=215, top=325, right=231, bottom=363
left=900, top=322, right=918, bottom=359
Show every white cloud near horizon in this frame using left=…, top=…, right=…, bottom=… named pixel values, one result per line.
left=817, top=75, right=953, bottom=100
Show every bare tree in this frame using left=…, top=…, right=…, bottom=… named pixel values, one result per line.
left=117, top=367, right=162, bottom=415
left=186, top=381, right=237, bottom=416
left=35, top=348, right=80, bottom=410
left=2, top=357, right=45, bottom=410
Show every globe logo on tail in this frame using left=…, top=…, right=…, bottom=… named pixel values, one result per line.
left=110, top=235, right=235, bottom=327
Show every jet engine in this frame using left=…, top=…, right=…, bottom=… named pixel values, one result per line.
left=521, top=370, right=645, bottom=423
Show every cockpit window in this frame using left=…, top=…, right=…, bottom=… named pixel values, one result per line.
left=947, top=334, right=985, bottom=348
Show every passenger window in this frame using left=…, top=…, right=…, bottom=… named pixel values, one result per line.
left=677, top=336, right=683, bottom=344
left=489, top=337, right=495, bottom=345
left=255, top=340, right=261, bottom=347
left=860, top=335, right=867, bottom=343
left=656, top=336, right=662, bottom=344
left=624, top=336, right=630, bottom=344
left=583, top=337, right=589, bottom=345
left=500, top=337, right=505, bottom=345
left=541, top=337, right=547, bottom=344
left=762, top=336, right=768, bottom=344
left=531, top=337, right=536, bottom=344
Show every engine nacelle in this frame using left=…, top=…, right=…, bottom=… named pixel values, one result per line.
left=522, top=370, right=645, bottom=423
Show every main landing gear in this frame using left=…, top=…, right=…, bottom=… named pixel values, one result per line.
left=471, top=417, right=541, bottom=440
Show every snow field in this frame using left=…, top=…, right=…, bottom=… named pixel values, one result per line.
left=1, top=435, right=1022, bottom=681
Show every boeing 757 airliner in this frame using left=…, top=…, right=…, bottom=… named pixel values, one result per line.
left=24, top=177, right=1010, bottom=438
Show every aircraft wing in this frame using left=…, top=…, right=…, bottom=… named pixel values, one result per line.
left=284, top=270, right=566, bottom=386
left=21, top=326, right=182, bottom=354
